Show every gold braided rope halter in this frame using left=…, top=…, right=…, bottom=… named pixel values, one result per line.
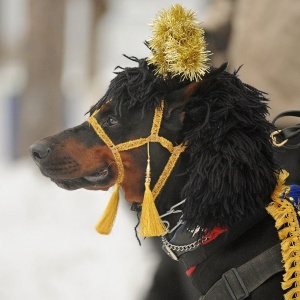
left=88, top=100, right=187, bottom=237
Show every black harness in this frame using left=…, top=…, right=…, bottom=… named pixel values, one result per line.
left=159, top=110, right=300, bottom=299
left=201, top=243, right=282, bottom=300
left=271, top=110, right=300, bottom=149
left=161, top=211, right=283, bottom=299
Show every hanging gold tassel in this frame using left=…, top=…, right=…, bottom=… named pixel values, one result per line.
left=140, top=143, right=167, bottom=237
left=95, top=184, right=120, bottom=234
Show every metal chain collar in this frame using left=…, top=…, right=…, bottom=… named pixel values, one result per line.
left=161, top=235, right=208, bottom=252
left=159, top=199, right=210, bottom=256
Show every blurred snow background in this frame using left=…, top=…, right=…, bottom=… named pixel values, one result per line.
left=1, top=159, right=158, bottom=300
left=0, top=1, right=207, bottom=299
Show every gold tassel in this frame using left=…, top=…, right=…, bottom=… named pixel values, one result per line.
left=140, top=143, right=167, bottom=237
left=140, top=181, right=167, bottom=237
left=95, top=184, right=120, bottom=235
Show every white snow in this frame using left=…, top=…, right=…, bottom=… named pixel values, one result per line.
left=0, top=160, right=159, bottom=300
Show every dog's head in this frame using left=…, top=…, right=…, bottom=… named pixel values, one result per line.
left=30, top=58, right=280, bottom=231
left=30, top=58, right=192, bottom=206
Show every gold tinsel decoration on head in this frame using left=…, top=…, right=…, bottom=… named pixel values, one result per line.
left=147, top=4, right=210, bottom=81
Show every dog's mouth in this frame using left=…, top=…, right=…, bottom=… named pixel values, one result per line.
left=83, top=168, right=109, bottom=183
left=45, top=165, right=115, bottom=191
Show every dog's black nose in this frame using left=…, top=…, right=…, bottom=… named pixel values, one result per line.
left=30, top=143, right=51, bottom=162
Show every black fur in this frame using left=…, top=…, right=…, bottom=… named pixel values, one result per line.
left=89, top=56, right=189, bottom=115
left=182, top=70, right=281, bottom=231
left=89, top=57, right=281, bottom=233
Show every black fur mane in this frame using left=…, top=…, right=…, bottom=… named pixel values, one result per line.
left=182, top=71, right=280, bottom=231
left=91, top=57, right=280, bottom=231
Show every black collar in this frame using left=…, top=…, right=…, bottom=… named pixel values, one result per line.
left=161, top=210, right=268, bottom=271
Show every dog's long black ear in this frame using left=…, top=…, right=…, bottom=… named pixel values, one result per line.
left=180, top=69, right=280, bottom=233
left=164, top=62, right=228, bottom=120
left=164, top=81, right=201, bottom=120
left=203, top=61, right=228, bottom=79
left=163, top=81, right=202, bottom=132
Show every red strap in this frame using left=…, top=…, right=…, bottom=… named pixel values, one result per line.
left=186, top=265, right=197, bottom=276
left=185, top=226, right=227, bottom=276
left=201, top=226, right=227, bottom=245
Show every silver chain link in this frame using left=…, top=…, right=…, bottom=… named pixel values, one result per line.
left=160, top=199, right=211, bottom=252
left=161, top=234, right=210, bottom=252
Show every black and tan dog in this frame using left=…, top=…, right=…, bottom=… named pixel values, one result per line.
left=31, top=56, right=288, bottom=299
left=30, top=5, right=300, bottom=300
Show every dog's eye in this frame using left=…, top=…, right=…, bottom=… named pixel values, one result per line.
left=104, top=117, right=118, bottom=126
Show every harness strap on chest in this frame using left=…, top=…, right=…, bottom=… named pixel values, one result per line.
left=201, top=243, right=283, bottom=300
left=169, top=211, right=267, bottom=269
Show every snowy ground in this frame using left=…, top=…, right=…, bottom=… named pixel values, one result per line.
left=0, top=160, right=159, bottom=300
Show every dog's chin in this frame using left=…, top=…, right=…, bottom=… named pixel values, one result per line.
left=47, top=168, right=115, bottom=191
left=51, top=177, right=113, bottom=191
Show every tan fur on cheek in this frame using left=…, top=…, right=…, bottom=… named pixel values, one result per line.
left=51, top=138, right=117, bottom=181
left=120, top=152, right=146, bottom=203
left=54, top=138, right=147, bottom=199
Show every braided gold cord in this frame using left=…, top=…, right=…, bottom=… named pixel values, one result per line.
left=157, top=136, right=174, bottom=152
left=88, top=115, right=124, bottom=184
left=152, top=144, right=187, bottom=200
left=116, top=138, right=149, bottom=152
left=151, top=101, right=164, bottom=137
left=108, top=102, right=167, bottom=152
left=116, top=134, right=173, bottom=153
left=88, top=100, right=186, bottom=201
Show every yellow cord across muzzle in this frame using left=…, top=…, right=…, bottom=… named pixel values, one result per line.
left=88, top=100, right=187, bottom=237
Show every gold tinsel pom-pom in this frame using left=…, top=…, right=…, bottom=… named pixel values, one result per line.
left=147, top=4, right=210, bottom=81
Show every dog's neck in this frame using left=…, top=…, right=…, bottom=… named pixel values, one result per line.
left=155, top=156, right=189, bottom=233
